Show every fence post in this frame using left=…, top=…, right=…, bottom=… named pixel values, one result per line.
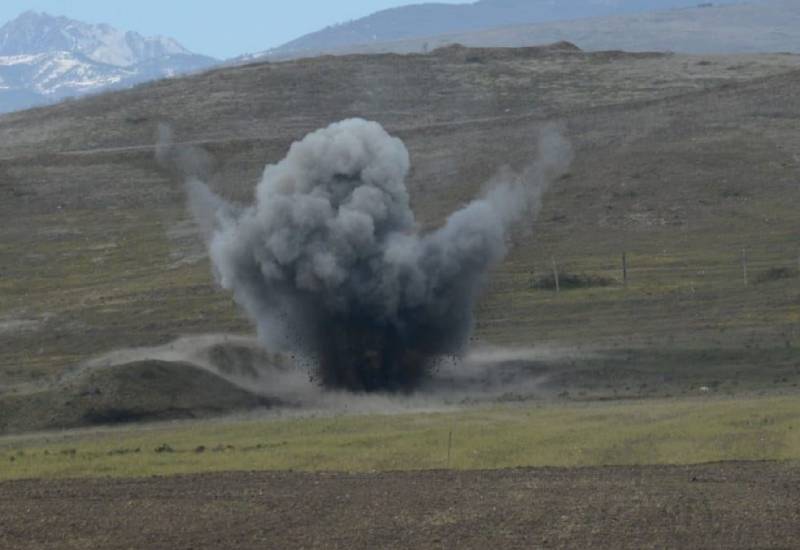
left=741, top=248, right=748, bottom=287
left=551, top=257, right=560, bottom=294
left=622, top=252, right=628, bottom=288
left=447, top=429, right=453, bottom=468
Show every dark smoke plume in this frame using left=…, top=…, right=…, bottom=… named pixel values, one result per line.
left=170, top=119, right=571, bottom=392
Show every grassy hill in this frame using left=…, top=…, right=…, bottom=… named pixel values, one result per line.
left=1, top=44, right=799, bottom=430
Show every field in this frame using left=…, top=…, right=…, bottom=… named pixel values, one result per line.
left=2, top=462, right=799, bottom=549
left=2, top=394, right=800, bottom=548
left=2, top=394, right=799, bottom=480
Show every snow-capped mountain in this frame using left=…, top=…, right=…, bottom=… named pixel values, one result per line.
left=0, top=11, right=217, bottom=113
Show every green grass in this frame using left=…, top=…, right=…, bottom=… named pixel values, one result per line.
left=2, top=394, right=798, bottom=481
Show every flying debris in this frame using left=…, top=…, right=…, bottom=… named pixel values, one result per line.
left=168, top=118, right=571, bottom=392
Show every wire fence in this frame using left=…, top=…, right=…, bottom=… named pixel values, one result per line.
left=508, top=245, right=800, bottom=289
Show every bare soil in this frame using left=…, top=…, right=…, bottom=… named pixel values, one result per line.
left=1, top=461, right=798, bottom=549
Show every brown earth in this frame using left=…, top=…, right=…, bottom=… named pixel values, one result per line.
left=1, top=461, right=798, bottom=549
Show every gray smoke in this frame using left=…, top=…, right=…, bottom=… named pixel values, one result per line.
left=176, top=118, right=571, bottom=392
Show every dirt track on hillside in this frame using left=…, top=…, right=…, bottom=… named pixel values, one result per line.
left=1, top=461, right=798, bottom=549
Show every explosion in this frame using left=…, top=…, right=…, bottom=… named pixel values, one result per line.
left=173, top=119, right=570, bottom=392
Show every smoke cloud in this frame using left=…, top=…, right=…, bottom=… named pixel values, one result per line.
left=170, top=118, right=571, bottom=393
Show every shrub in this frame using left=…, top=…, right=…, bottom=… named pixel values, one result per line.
left=756, top=267, right=799, bottom=284
left=531, top=271, right=617, bottom=291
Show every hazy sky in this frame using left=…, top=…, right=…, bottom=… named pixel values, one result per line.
left=0, top=1, right=470, bottom=59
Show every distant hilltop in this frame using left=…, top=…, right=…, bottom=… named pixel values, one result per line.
left=249, top=0, right=744, bottom=60
left=239, top=0, right=798, bottom=62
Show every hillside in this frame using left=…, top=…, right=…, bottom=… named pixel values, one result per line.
left=260, top=0, right=741, bottom=59
left=257, top=0, right=800, bottom=60
left=1, top=44, right=800, bottom=430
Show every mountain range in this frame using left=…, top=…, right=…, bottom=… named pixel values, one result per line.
left=0, top=11, right=217, bottom=113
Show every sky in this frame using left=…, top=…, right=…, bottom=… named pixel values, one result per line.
left=0, top=1, right=471, bottom=59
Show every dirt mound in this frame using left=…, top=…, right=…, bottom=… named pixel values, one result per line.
left=0, top=360, right=278, bottom=434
